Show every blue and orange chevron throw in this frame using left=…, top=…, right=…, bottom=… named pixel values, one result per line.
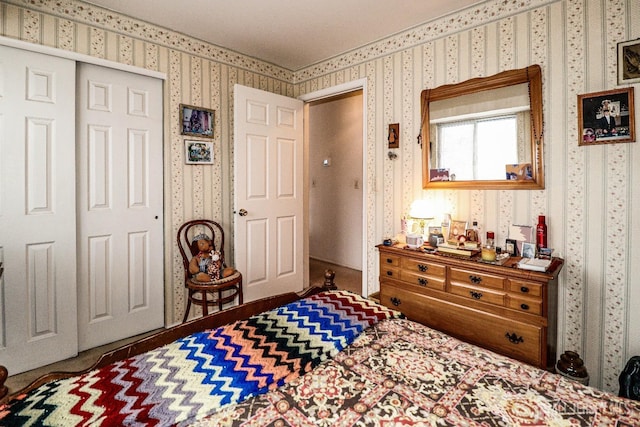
left=0, top=290, right=401, bottom=426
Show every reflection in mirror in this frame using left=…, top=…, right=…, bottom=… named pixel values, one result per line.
left=421, top=65, right=544, bottom=190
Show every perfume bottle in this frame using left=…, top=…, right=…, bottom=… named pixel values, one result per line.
left=536, top=215, right=547, bottom=250
left=481, top=231, right=496, bottom=261
left=441, top=213, right=451, bottom=241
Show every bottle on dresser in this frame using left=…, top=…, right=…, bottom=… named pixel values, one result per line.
left=536, top=215, right=547, bottom=251
left=441, top=213, right=451, bottom=242
left=481, top=231, right=496, bottom=261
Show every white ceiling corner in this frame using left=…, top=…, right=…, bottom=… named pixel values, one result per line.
left=81, top=0, right=486, bottom=71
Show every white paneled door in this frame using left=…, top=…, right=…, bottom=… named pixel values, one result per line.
left=0, top=46, right=78, bottom=374
left=76, top=64, right=164, bottom=351
left=234, top=85, right=304, bottom=301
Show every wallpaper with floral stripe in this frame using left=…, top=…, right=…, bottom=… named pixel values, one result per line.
left=1, top=0, right=639, bottom=392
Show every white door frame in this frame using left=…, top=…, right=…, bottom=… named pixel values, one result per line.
left=299, top=78, right=368, bottom=296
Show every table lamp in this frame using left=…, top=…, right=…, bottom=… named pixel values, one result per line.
left=409, top=199, right=433, bottom=239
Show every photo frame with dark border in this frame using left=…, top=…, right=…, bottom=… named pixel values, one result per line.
left=505, top=238, right=519, bottom=256
left=388, top=123, right=400, bottom=149
left=618, top=38, right=640, bottom=84
left=577, top=88, right=635, bottom=146
left=180, top=103, right=214, bottom=138
left=184, top=140, right=214, bottom=164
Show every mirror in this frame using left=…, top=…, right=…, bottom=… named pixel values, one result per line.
left=421, top=65, right=544, bottom=189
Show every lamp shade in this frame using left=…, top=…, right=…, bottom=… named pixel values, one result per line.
left=409, top=199, right=433, bottom=220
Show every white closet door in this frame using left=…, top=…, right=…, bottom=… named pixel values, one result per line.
left=76, top=64, right=164, bottom=351
left=0, top=46, right=78, bottom=374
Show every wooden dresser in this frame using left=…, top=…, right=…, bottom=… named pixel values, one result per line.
left=377, top=244, right=563, bottom=369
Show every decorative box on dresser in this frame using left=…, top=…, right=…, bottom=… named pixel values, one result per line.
left=377, top=244, right=564, bottom=370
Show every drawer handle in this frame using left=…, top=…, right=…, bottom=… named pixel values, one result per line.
left=505, top=332, right=524, bottom=344
left=386, top=258, right=394, bottom=264
left=418, top=264, right=428, bottom=272
left=418, top=278, right=428, bottom=287
left=469, top=290, right=483, bottom=300
left=521, top=286, right=529, bottom=293
left=520, top=303, right=530, bottom=310
left=469, top=275, right=482, bottom=284
left=390, top=297, right=401, bottom=307
left=386, top=270, right=393, bottom=276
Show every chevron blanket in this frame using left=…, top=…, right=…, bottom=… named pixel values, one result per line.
left=0, top=290, right=401, bottom=426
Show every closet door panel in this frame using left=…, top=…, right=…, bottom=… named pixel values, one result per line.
left=0, top=45, right=78, bottom=375
left=76, top=63, right=164, bottom=351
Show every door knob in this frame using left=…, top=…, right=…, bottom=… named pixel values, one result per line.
left=238, top=209, right=248, bottom=216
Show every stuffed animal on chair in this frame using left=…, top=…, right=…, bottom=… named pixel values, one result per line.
left=189, top=234, right=236, bottom=282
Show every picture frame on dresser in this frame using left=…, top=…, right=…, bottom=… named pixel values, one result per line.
left=448, top=220, right=467, bottom=242
left=522, top=242, right=536, bottom=258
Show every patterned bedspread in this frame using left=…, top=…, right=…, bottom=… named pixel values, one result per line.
left=197, top=318, right=640, bottom=427
left=0, top=290, right=400, bottom=426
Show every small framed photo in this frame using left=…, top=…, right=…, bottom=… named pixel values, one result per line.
left=388, top=123, right=399, bottom=148
left=429, top=168, right=450, bottom=182
left=448, top=220, right=467, bottom=242
left=505, top=238, right=519, bottom=256
left=185, top=140, right=213, bottom=164
left=538, top=247, right=553, bottom=260
left=522, top=242, right=536, bottom=259
left=428, top=226, right=442, bottom=235
left=618, top=38, right=640, bottom=84
left=180, top=103, right=214, bottom=138
left=577, top=88, right=635, bottom=146
left=505, top=163, right=533, bottom=181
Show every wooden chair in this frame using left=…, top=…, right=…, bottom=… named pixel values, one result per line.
left=177, top=219, right=243, bottom=322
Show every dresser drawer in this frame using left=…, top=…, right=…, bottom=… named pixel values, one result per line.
left=449, top=267, right=505, bottom=290
left=507, top=295, right=543, bottom=315
left=380, top=253, right=401, bottom=267
left=508, top=279, right=543, bottom=298
left=401, top=258, right=445, bottom=278
left=400, top=270, right=446, bottom=291
left=380, top=282, right=543, bottom=367
left=380, top=264, right=401, bottom=281
left=450, top=282, right=506, bottom=306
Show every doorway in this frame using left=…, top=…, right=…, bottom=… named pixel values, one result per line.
left=304, top=86, right=365, bottom=295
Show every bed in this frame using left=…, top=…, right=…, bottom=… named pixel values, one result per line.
left=1, top=279, right=639, bottom=426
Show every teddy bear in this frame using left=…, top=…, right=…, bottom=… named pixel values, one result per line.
left=188, top=234, right=236, bottom=282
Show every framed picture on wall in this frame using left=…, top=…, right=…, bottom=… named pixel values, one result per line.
left=180, top=104, right=214, bottom=138
left=388, top=123, right=399, bottom=148
left=185, top=140, right=213, bottom=164
left=618, top=38, right=640, bottom=84
left=577, top=88, right=635, bottom=146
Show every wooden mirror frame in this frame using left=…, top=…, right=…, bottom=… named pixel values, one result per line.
left=421, top=64, right=544, bottom=190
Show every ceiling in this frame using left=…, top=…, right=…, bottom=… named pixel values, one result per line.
left=82, top=0, right=485, bottom=71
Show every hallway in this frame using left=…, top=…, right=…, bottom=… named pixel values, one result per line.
left=309, top=258, right=362, bottom=295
